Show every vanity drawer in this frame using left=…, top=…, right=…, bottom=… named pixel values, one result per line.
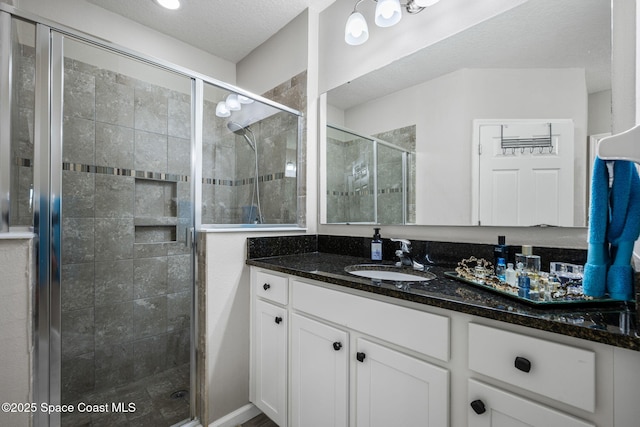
left=292, top=280, right=449, bottom=361
left=255, top=270, right=288, bottom=305
left=468, top=323, right=595, bottom=412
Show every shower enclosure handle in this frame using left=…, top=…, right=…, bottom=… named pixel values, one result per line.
left=185, top=227, right=195, bottom=249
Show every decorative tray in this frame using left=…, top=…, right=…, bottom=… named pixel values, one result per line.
left=443, top=271, right=623, bottom=307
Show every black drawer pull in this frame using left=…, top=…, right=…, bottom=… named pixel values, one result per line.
left=515, top=356, right=531, bottom=373
left=263, top=283, right=271, bottom=290
left=333, top=342, right=342, bottom=351
left=356, top=352, right=366, bottom=362
left=274, top=316, right=283, bottom=324
left=470, top=399, right=486, bottom=415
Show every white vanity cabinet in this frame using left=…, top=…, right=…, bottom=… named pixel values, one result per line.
left=355, top=338, right=449, bottom=427
left=290, top=313, right=349, bottom=427
left=467, top=379, right=595, bottom=427
left=251, top=271, right=289, bottom=427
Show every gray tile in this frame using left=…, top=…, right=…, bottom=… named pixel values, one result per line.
left=95, top=174, right=135, bottom=218
left=134, top=86, right=167, bottom=134
left=62, top=170, right=95, bottom=218
left=96, top=78, right=134, bottom=128
left=61, top=307, right=95, bottom=358
left=95, top=122, right=135, bottom=169
left=133, top=257, right=168, bottom=299
left=95, top=259, right=134, bottom=304
left=167, top=292, right=190, bottom=332
left=95, top=342, right=134, bottom=390
left=94, top=217, right=134, bottom=261
left=61, top=262, right=95, bottom=311
left=168, top=136, right=191, bottom=176
left=64, top=67, right=95, bottom=120
left=133, top=296, right=167, bottom=339
left=63, top=115, right=95, bottom=165
left=133, top=334, right=167, bottom=380
left=134, top=242, right=169, bottom=258
left=168, top=96, right=190, bottom=139
left=61, top=352, right=95, bottom=403
left=95, top=301, right=133, bottom=346
left=168, top=255, right=191, bottom=293
left=62, top=217, right=95, bottom=264
left=135, top=179, right=175, bottom=217
left=134, top=130, right=167, bottom=173
left=166, top=328, right=190, bottom=368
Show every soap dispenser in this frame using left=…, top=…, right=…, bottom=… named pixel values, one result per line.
left=371, top=228, right=382, bottom=261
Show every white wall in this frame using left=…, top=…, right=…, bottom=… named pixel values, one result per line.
left=237, top=10, right=308, bottom=95
left=339, top=68, right=588, bottom=226
left=588, top=90, right=613, bottom=135
left=318, top=0, right=527, bottom=93
left=7, top=0, right=236, bottom=83
left=0, top=237, right=33, bottom=427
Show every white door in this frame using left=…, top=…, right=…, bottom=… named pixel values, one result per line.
left=474, top=120, right=575, bottom=226
left=468, top=379, right=594, bottom=427
left=291, top=314, right=349, bottom=427
left=355, top=338, right=449, bottom=427
left=253, top=299, right=287, bottom=426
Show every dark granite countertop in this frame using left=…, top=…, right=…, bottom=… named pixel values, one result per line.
left=247, top=252, right=640, bottom=351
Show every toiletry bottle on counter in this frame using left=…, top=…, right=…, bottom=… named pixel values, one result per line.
left=496, top=258, right=506, bottom=281
left=505, top=263, right=516, bottom=286
left=494, top=235, right=509, bottom=268
left=371, top=228, right=382, bottom=261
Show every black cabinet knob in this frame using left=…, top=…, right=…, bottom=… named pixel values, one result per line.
left=263, top=283, right=271, bottom=290
left=470, top=399, right=486, bottom=415
left=356, top=352, right=366, bottom=362
left=274, top=316, right=282, bottom=324
left=515, top=356, right=531, bottom=373
left=333, top=342, right=342, bottom=351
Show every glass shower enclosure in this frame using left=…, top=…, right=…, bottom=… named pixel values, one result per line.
left=1, top=5, right=302, bottom=427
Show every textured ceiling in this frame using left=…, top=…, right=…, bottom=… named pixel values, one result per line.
left=85, top=0, right=334, bottom=63
left=328, top=0, right=611, bottom=110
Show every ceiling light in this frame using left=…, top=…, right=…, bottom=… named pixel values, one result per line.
left=225, top=94, right=241, bottom=111
left=215, top=101, right=230, bottom=118
left=237, top=94, right=254, bottom=104
left=153, top=0, right=181, bottom=10
left=345, top=11, right=369, bottom=45
left=375, top=0, right=402, bottom=27
left=345, top=0, right=440, bottom=45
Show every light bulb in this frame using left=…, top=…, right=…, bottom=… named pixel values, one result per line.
left=375, top=0, right=402, bottom=27
left=345, top=11, right=369, bottom=45
left=237, top=94, right=254, bottom=104
left=153, top=0, right=180, bottom=10
left=413, top=0, right=440, bottom=7
left=225, top=94, right=241, bottom=111
left=215, top=101, right=230, bottom=118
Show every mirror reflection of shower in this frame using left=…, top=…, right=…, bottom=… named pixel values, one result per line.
left=228, top=121, right=263, bottom=223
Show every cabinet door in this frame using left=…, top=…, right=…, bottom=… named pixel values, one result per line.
left=254, top=299, right=287, bottom=426
left=355, top=338, right=449, bottom=427
left=468, top=379, right=594, bottom=427
left=291, top=313, right=349, bottom=427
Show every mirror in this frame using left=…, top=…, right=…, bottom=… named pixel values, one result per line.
left=323, top=0, right=611, bottom=226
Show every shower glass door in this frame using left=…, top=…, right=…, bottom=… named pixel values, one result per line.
left=56, top=33, right=195, bottom=426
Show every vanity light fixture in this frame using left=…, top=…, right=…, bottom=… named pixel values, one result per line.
left=345, top=0, right=441, bottom=45
left=153, top=0, right=181, bottom=10
left=215, top=101, right=230, bottom=118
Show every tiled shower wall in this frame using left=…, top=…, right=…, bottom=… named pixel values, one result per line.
left=60, top=56, right=192, bottom=402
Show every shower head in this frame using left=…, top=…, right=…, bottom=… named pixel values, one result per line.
left=228, top=121, right=256, bottom=151
left=227, top=121, right=248, bottom=136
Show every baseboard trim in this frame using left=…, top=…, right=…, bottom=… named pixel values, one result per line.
left=209, top=403, right=262, bottom=427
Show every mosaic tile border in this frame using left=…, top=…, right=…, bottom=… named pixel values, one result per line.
left=62, top=161, right=190, bottom=183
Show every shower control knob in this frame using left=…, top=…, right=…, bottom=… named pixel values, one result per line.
left=333, top=342, right=342, bottom=351
left=274, top=316, right=283, bottom=324
left=263, top=283, right=270, bottom=291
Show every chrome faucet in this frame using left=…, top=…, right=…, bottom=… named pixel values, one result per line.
left=391, top=238, right=424, bottom=270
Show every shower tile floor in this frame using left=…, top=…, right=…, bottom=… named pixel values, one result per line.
left=61, top=364, right=190, bottom=427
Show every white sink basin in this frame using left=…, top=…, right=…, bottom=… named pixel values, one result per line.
left=345, top=265, right=435, bottom=282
